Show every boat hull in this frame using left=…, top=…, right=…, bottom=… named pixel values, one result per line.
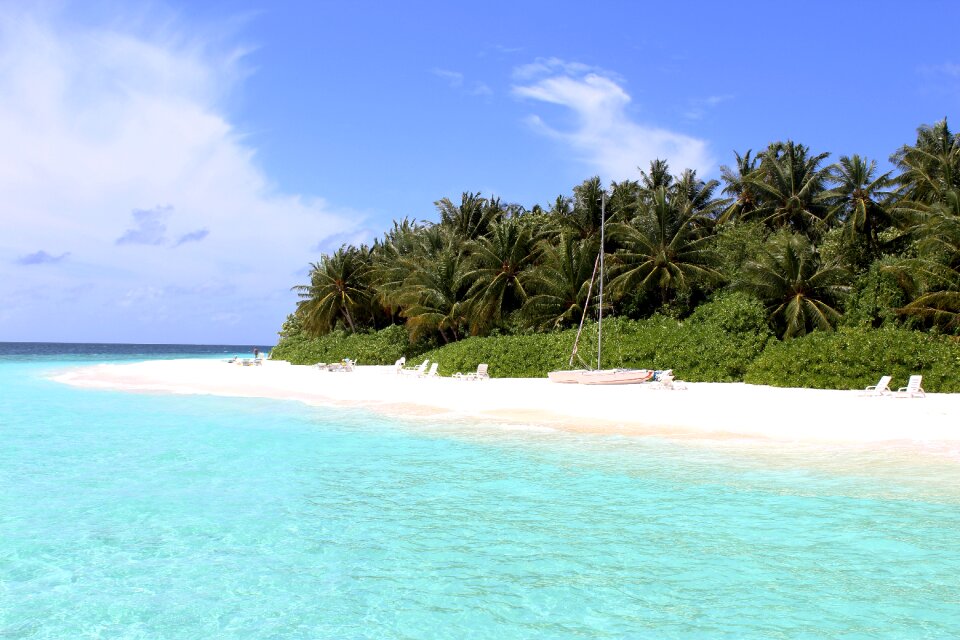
left=547, top=369, right=653, bottom=385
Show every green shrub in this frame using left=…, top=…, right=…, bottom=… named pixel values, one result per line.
left=271, top=323, right=411, bottom=365
left=744, top=327, right=960, bottom=392
left=417, top=332, right=576, bottom=378
left=419, top=301, right=772, bottom=381
left=842, top=260, right=906, bottom=329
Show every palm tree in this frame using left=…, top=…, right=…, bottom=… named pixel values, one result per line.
left=885, top=189, right=960, bottom=331
left=560, top=177, right=605, bottom=239
left=744, top=141, right=833, bottom=234
left=436, top=192, right=500, bottom=241
left=891, top=118, right=960, bottom=203
left=464, top=218, right=536, bottom=333
left=394, top=230, right=473, bottom=343
left=607, top=186, right=721, bottom=307
left=823, top=155, right=894, bottom=255
left=521, top=234, right=600, bottom=330
left=639, top=159, right=673, bottom=194
left=736, top=231, right=849, bottom=338
left=671, top=168, right=726, bottom=221
left=719, top=150, right=760, bottom=223
left=293, top=247, right=370, bottom=335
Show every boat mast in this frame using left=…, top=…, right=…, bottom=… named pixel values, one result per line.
left=597, top=192, right=604, bottom=370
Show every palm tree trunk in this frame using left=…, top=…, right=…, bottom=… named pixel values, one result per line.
left=341, top=306, right=356, bottom=332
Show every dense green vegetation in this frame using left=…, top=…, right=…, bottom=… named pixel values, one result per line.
left=275, top=120, right=960, bottom=390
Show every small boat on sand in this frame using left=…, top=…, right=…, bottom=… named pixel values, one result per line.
left=548, top=193, right=654, bottom=386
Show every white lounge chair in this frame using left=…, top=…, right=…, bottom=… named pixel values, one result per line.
left=861, top=375, right=892, bottom=396
left=455, top=363, right=489, bottom=381
left=401, top=359, right=429, bottom=376
left=895, top=375, right=925, bottom=398
left=394, top=357, right=406, bottom=373
left=420, top=362, right=439, bottom=378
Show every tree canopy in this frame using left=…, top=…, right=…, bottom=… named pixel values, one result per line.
left=285, top=119, right=960, bottom=343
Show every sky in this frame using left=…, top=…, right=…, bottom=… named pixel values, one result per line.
left=2, top=0, right=959, bottom=344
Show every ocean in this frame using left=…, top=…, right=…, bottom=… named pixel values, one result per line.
left=1, top=343, right=959, bottom=638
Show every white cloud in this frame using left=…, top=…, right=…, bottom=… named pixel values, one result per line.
left=432, top=68, right=493, bottom=97
left=684, top=94, right=733, bottom=120
left=512, top=59, right=713, bottom=181
left=0, top=7, right=359, bottom=343
left=432, top=68, right=464, bottom=88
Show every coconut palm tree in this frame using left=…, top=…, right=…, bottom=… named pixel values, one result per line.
left=737, top=231, right=850, bottom=338
left=560, top=177, right=606, bottom=239
left=719, top=150, right=760, bottom=223
left=464, top=218, right=536, bottom=333
left=394, top=231, right=473, bottom=343
left=744, top=141, right=833, bottom=234
left=891, top=118, right=960, bottom=204
left=521, top=234, right=600, bottom=330
left=671, top=168, right=726, bottom=221
left=823, top=155, right=894, bottom=256
left=293, top=247, right=370, bottom=335
left=436, top=192, right=500, bottom=241
left=607, top=186, right=721, bottom=307
left=885, top=190, right=960, bottom=331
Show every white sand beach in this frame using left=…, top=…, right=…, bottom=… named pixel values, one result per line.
left=52, top=359, right=960, bottom=446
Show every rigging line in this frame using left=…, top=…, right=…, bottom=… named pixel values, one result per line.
left=569, top=252, right=601, bottom=368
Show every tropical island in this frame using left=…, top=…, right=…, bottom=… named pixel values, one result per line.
left=273, top=120, right=960, bottom=392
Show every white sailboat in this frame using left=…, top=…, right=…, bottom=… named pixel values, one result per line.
left=548, top=193, right=654, bottom=385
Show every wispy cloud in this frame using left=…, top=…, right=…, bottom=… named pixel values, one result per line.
left=173, top=228, right=210, bottom=247
left=0, top=6, right=360, bottom=342
left=116, top=206, right=172, bottom=245
left=920, top=62, right=960, bottom=78
left=512, top=59, right=713, bottom=181
left=432, top=68, right=464, bottom=88
left=15, top=250, right=70, bottom=265
left=684, top=94, right=733, bottom=120
left=432, top=68, right=492, bottom=97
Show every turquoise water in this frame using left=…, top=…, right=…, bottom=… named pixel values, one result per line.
left=2, top=348, right=960, bottom=638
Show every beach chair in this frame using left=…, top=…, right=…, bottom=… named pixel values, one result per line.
left=650, top=369, right=684, bottom=390
left=329, top=358, right=355, bottom=372
left=895, top=375, right=925, bottom=398
left=420, top=362, right=439, bottom=378
left=455, top=363, right=489, bottom=381
left=401, top=359, right=429, bottom=376
left=861, top=375, right=892, bottom=396
left=394, top=357, right=406, bottom=373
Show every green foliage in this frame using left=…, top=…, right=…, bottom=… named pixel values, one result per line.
left=687, top=291, right=771, bottom=335
left=417, top=331, right=576, bottom=378
left=271, top=323, right=411, bottom=366
left=273, top=119, right=960, bottom=391
left=419, top=305, right=770, bottom=382
left=744, top=327, right=960, bottom=392
left=843, top=260, right=907, bottom=328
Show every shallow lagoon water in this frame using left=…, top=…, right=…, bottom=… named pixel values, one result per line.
left=2, top=345, right=959, bottom=638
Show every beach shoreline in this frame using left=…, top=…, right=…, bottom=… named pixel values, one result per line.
left=50, top=358, right=960, bottom=448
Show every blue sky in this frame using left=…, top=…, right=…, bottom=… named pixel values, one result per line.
left=2, top=0, right=958, bottom=344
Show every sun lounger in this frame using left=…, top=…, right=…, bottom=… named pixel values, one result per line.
left=394, top=357, right=406, bottom=373
left=861, top=375, right=892, bottom=396
left=454, top=363, right=489, bottom=381
left=420, top=362, right=439, bottom=378
left=401, top=359, right=429, bottom=376
left=328, top=358, right=354, bottom=372
left=895, top=375, right=925, bottom=398
left=649, top=369, right=685, bottom=390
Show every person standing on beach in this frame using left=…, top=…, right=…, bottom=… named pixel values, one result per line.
left=253, top=347, right=260, bottom=359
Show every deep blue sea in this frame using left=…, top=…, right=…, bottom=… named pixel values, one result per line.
left=2, top=343, right=960, bottom=639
